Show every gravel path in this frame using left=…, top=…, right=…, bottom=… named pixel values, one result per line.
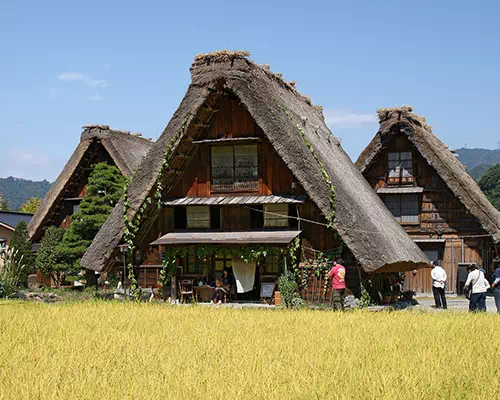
left=416, top=296, right=499, bottom=313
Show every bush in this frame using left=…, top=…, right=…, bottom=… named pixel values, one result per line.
left=278, top=271, right=304, bottom=309
left=36, top=226, right=67, bottom=287
left=0, top=248, right=27, bottom=298
left=9, top=220, right=35, bottom=284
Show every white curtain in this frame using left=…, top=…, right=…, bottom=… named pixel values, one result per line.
left=231, top=256, right=256, bottom=293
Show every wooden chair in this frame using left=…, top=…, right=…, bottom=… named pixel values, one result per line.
left=179, top=279, right=194, bottom=303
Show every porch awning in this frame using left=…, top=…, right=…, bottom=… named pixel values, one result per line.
left=413, top=238, right=446, bottom=243
left=150, top=230, right=301, bottom=246
left=162, top=194, right=306, bottom=206
left=377, top=186, right=424, bottom=194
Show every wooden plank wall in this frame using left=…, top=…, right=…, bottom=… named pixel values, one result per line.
left=404, top=236, right=495, bottom=293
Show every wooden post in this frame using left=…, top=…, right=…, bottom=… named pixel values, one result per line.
left=171, top=276, right=177, bottom=304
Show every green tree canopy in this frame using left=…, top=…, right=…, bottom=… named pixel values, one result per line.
left=36, top=226, right=66, bottom=287
left=56, top=163, right=127, bottom=270
left=9, top=220, right=35, bottom=284
left=479, top=164, right=500, bottom=211
left=0, top=193, right=9, bottom=211
left=18, top=197, right=43, bottom=214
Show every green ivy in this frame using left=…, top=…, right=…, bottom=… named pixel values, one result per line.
left=121, top=115, right=191, bottom=299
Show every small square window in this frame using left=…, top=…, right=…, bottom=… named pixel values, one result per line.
left=264, top=204, right=289, bottom=228
left=186, top=206, right=210, bottom=229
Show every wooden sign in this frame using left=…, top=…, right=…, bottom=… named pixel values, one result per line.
left=260, top=282, right=275, bottom=298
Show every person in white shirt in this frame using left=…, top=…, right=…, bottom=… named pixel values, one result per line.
left=464, top=264, right=490, bottom=312
left=430, top=261, right=447, bottom=309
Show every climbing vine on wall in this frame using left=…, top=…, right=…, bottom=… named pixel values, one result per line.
left=122, top=115, right=191, bottom=299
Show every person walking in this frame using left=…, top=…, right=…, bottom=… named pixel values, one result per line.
left=430, top=261, right=447, bottom=309
left=327, top=258, right=346, bottom=311
left=464, top=264, right=490, bottom=312
left=491, top=260, right=500, bottom=313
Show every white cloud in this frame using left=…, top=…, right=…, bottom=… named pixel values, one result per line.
left=8, top=148, right=50, bottom=167
left=324, top=108, right=377, bottom=129
left=89, top=93, right=104, bottom=102
left=1, top=148, right=59, bottom=181
left=57, top=72, right=108, bottom=88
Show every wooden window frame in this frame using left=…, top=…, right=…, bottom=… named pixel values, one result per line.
left=387, top=151, right=414, bottom=185
left=383, top=194, right=420, bottom=225
left=210, top=144, right=259, bottom=193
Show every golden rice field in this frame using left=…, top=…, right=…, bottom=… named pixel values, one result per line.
left=1, top=301, right=499, bottom=400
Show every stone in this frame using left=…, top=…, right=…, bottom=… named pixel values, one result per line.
left=27, top=274, right=41, bottom=290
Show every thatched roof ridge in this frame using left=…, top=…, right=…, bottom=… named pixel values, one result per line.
left=28, top=126, right=154, bottom=241
left=82, top=52, right=428, bottom=273
left=356, top=108, right=500, bottom=244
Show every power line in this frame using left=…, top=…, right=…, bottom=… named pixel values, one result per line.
left=242, top=205, right=496, bottom=241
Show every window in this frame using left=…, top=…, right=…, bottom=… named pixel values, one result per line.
left=264, top=204, right=289, bottom=228
left=384, top=194, right=419, bottom=224
left=72, top=204, right=80, bottom=214
left=211, top=145, right=258, bottom=192
left=173, top=207, right=187, bottom=230
left=264, top=255, right=281, bottom=274
left=184, top=249, right=210, bottom=275
left=215, top=256, right=232, bottom=273
left=0, top=239, right=7, bottom=249
left=423, top=249, right=440, bottom=264
left=186, top=206, right=210, bottom=229
left=388, top=152, right=414, bottom=184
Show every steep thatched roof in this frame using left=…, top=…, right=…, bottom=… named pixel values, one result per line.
left=82, top=50, right=429, bottom=273
left=28, top=125, right=153, bottom=241
left=356, top=106, right=500, bottom=244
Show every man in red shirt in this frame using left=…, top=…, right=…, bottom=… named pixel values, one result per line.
left=327, top=258, right=346, bottom=311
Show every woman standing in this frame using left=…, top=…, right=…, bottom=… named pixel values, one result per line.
left=463, top=264, right=490, bottom=312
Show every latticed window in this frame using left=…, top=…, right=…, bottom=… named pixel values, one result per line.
left=186, top=206, right=210, bottom=229
left=211, top=145, right=258, bottom=192
left=384, top=194, right=419, bottom=224
left=264, top=204, right=289, bottom=228
left=388, top=152, right=414, bottom=184
left=264, top=255, right=281, bottom=274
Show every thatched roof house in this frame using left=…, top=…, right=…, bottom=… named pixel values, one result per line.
left=356, top=106, right=500, bottom=244
left=82, top=51, right=428, bottom=275
left=28, top=125, right=153, bottom=242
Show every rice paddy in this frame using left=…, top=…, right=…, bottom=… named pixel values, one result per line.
left=1, top=301, right=499, bottom=399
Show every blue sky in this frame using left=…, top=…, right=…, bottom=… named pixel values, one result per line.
left=1, top=0, right=499, bottom=181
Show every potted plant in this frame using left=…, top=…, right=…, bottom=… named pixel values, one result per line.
left=382, top=291, right=392, bottom=305
left=391, top=291, right=401, bottom=304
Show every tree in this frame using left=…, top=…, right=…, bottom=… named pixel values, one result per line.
left=56, top=163, right=127, bottom=270
left=36, top=226, right=66, bottom=287
left=9, top=220, right=35, bottom=285
left=479, top=164, right=500, bottom=211
left=18, top=197, right=42, bottom=214
left=0, top=193, right=9, bottom=211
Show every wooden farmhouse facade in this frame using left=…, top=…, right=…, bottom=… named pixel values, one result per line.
left=356, top=107, right=500, bottom=294
left=28, top=125, right=153, bottom=284
left=0, top=211, right=33, bottom=250
left=82, top=51, right=428, bottom=302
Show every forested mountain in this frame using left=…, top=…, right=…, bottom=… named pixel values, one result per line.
left=0, top=177, right=52, bottom=211
left=455, top=148, right=500, bottom=180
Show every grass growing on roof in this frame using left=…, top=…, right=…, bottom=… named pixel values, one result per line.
left=1, top=302, right=499, bottom=400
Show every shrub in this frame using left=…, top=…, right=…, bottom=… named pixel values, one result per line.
left=9, top=220, right=35, bottom=284
left=36, top=226, right=66, bottom=287
left=0, top=248, right=27, bottom=298
left=278, top=271, right=304, bottom=309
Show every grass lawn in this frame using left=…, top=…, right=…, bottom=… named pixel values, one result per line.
left=1, top=301, right=499, bottom=399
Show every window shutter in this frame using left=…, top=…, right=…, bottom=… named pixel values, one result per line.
left=264, top=204, right=289, bottom=227
left=186, top=206, right=210, bottom=228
